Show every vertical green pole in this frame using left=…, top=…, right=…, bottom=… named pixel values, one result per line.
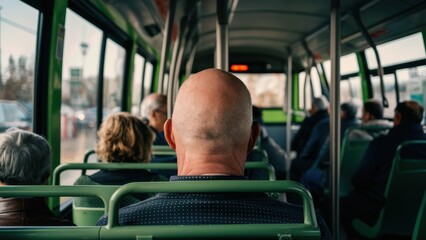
left=125, top=43, right=137, bottom=112
left=153, top=58, right=160, bottom=93
left=293, top=73, right=299, bottom=112
left=44, top=0, right=68, bottom=212
left=356, top=51, right=372, bottom=101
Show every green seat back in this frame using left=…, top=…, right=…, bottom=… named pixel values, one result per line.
left=82, top=149, right=96, bottom=175
left=53, top=162, right=276, bottom=185
left=412, top=190, right=426, bottom=240
left=152, top=145, right=176, bottom=156
left=353, top=140, right=426, bottom=238
left=0, top=182, right=319, bottom=239
left=72, top=205, right=104, bottom=226
left=340, top=126, right=391, bottom=196
left=100, top=180, right=321, bottom=240
left=0, top=185, right=118, bottom=239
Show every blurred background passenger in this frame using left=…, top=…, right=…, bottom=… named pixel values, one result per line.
left=74, top=112, right=166, bottom=207
left=348, top=99, right=392, bottom=140
left=140, top=93, right=168, bottom=145
left=0, top=128, right=72, bottom=226
left=291, top=96, right=329, bottom=157
left=140, top=93, right=177, bottom=178
left=246, top=106, right=288, bottom=180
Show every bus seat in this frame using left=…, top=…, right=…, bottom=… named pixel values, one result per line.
left=53, top=162, right=276, bottom=185
left=99, top=180, right=321, bottom=240
left=0, top=185, right=118, bottom=230
left=412, top=190, right=426, bottom=240
left=352, top=140, right=426, bottom=238
left=340, top=126, right=391, bottom=196
left=72, top=206, right=104, bottom=226
left=82, top=149, right=96, bottom=175
left=152, top=145, right=176, bottom=156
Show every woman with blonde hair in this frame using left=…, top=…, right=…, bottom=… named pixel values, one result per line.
left=74, top=112, right=166, bottom=207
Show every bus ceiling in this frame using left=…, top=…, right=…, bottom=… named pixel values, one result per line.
left=100, top=0, right=426, bottom=74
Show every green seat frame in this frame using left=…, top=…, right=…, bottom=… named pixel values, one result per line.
left=0, top=185, right=117, bottom=239
left=53, top=162, right=276, bottom=186
left=54, top=162, right=275, bottom=226
left=412, top=190, right=426, bottom=240
left=0, top=181, right=320, bottom=239
left=352, top=140, right=426, bottom=238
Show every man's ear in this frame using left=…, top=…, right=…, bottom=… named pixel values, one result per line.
left=394, top=112, right=402, bottom=126
left=247, top=121, right=261, bottom=153
left=164, top=119, right=176, bottom=150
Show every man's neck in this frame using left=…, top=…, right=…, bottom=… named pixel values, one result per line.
left=177, top=151, right=246, bottom=176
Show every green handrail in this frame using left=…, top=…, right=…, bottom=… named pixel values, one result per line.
left=0, top=185, right=105, bottom=239
left=152, top=145, right=176, bottom=156
left=53, top=162, right=276, bottom=185
left=82, top=149, right=97, bottom=175
left=102, top=180, right=320, bottom=240
left=0, top=185, right=118, bottom=212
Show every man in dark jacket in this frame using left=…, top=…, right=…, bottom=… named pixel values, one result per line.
left=291, top=96, right=329, bottom=156
left=0, top=128, right=72, bottom=226
left=341, top=100, right=426, bottom=237
left=97, top=68, right=332, bottom=240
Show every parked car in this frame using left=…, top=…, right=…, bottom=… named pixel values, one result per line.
left=0, top=100, right=32, bottom=132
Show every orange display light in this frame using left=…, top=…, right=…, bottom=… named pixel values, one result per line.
left=230, top=64, right=249, bottom=72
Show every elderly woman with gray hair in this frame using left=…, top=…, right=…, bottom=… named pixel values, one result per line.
left=0, top=128, right=72, bottom=226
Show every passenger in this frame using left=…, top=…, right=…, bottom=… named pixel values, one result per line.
left=0, top=128, right=72, bottom=226
left=140, top=93, right=168, bottom=145
left=246, top=105, right=288, bottom=180
left=290, top=101, right=360, bottom=182
left=73, top=112, right=166, bottom=208
left=348, top=99, right=392, bottom=141
left=140, top=93, right=177, bottom=178
left=341, top=100, right=426, bottom=238
left=97, top=68, right=331, bottom=239
left=291, top=96, right=329, bottom=156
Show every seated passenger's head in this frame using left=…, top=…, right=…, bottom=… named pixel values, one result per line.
left=0, top=129, right=51, bottom=185
left=96, top=112, right=153, bottom=163
left=252, top=105, right=263, bottom=125
left=309, top=96, right=328, bottom=116
left=140, top=93, right=167, bottom=133
left=362, top=99, right=384, bottom=123
left=341, top=101, right=358, bottom=120
left=394, top=100, right=424, bottom=126
left=164, top=68, right=260, bottom=176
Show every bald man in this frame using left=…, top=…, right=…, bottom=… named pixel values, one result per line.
left=97, top=69, right=331, bottom=239
left=341, top=100, right=426, bottom=237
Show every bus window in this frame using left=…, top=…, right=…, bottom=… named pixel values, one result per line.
left=340, top=77, right=363, bottom=116
left=0, top=1, right=38, bottom=133
left=298, top=71, right=312, bottom=110
left=143, top=61, right=153, bottom=96
left=310, top=67, right=323, bottom=98
left=103, top=39, right=125, bottom=114
left=371, top=74, right=397, bottom=118
left=341, top=53, right=359, bottom=75
left=61, top=9, right=102, bottom=184
left=366, top=33, right=426, bottom=69
left=131, top=54, right=145, bottom=115
left=234, top=73, right=286, bottom=108
left=397, top=66, right=426, bottom=108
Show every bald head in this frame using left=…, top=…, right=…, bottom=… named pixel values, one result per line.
left=164, top=68, right=259, bottom=175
